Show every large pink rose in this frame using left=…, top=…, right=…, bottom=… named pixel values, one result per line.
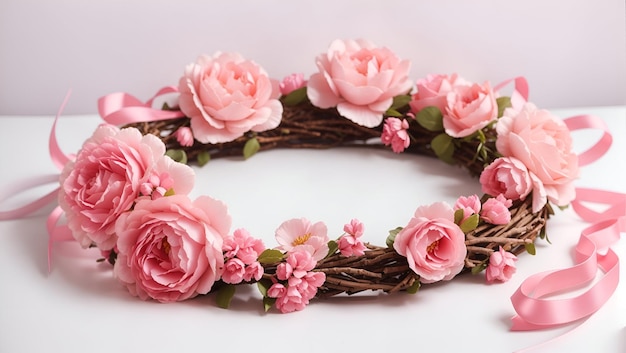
left=307, top=39, right=412, bottom=128
left=113, top=195, right=230, bottom=303
left=480, top=157, right=533, bottom=201
left=444, top=81, right=498, bottom=137
left=393, top=202, right=467, bottom=283
left=178, top=52, right=283, bottom=144
left=496, top=103, right=579, bottom=209
left=409, top=73, right=468, bottom=113
left=59, top=125, right=193, bottom=250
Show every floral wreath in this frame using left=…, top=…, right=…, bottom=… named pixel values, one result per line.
left=2, top=39, right=623, bottom=331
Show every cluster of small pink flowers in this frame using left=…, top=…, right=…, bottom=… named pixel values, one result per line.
left=267, top=250, right=326, bottom=313
left=381, top=118, right=410, bottom=153
left=139, top=172, right=174, bottom=200
left=454, top=194, right=512, bottom=226
left=222, top=228, right=265, bottom=284
left=485, top=246, right=517, bottom=283
left=338, top=219, right=367, bottom=256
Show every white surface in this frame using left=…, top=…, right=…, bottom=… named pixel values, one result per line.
left=0, top=106, right=624, bottom=353
left=1, top=0, right=625, bottom=115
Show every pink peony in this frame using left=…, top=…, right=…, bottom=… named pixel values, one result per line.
left=222, top=258, right=246, bottom=284
left=496, top=103, right=579, bottom=211
left=59, top=125, right=194, bottom=251
left=444, top=81, right=498, bottom=138
left=454, top=195, right=481, bottom=222
left=480, top=157, right=533, bottom=201
left=113, top=195, right=230, bottom=303
left=175, top=127, right=194, bottom=147
left=279, top=73, right=307, bottom=95
left=480, top=195, right=513, bottom=225
left=381, top=118, right=410, bottom=153
left=178, top=52, right=283, bottom=144
left=485, top=246, right=517, bottom=282
left=393, top=202, right=467, bottom=283
left=275, top=218, right=329, bottom=261
left=307, top=39, right=412, bottom=127
left=409, top=73, right=468, bottom=113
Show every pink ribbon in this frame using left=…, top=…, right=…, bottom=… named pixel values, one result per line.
left=494, top=76, right=530, bottom=110
left=98, top=85, right=185, bottom=125
left=509, top=114, right=625, bottom=333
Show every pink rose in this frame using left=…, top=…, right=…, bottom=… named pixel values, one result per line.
left=409, top=73, right=468, bottom=113
left=485, top=246, right=517, bottom=282
left=113, top=195, right=230, bottom=303
left=444, top=81, right=498, bottom=137
left=393, top=202, right=467, bottom=283
left=279, top=73, right=307, bottom=95
left=307, top=39, right=412, bottom=127
left=275, top=218, right=329, bottom=261
left=480, top=195, right=512, bottom=225
left=496, top=103, right=579, bottom=211
left=178, top=52, right=283, bottom=144
left=454, top=195, right=481, bottom=222
left=381, top=117, right=410, bottom=153
left=59, top=125, right=193, bottom=250
left=480, top=157, right=533, bottom=201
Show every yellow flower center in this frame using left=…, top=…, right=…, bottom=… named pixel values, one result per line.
left=162, top=238, right=171, bottom=255
left=427, top=240, right=439, bottom=254
left=292, top=233, right=312, bottom=247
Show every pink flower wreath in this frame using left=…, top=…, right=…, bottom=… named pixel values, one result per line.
left=55, top=38, right=584, bottom=314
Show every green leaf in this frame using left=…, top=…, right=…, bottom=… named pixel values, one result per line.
left=496, top=96, right=512, bottom=118
left=215, top=284, right=236, bottom=309
left=163, top=188, right=175, bottom=197
left=389, top=94, right=412, bottom=111
left=197, top=150, right=211, bottom=166
left=525, top=242, right=536, bottom=255
left=281, top=87, right=308, bottom=106
left=326, top=240, right=339, bottom=257
left=386, top=227, right=403, bottom=248
left=243, top=137, right=260, bottom=160
left=263, top=296, right=276, bottom=312
left=459, top=214, right=479, bottom=233
left=257, top=249, right=285, bottom=264
left=256, top=279, right=273, bottom=297
left=415, top=106, right=444, bottom=132
left=385, top=109, right=403, bottom=118
left=558, top=204, right=569, bottom=211
left=165, top=149, right=188, bottom=164
left=539, top=227, right=552, bottom=244
left=471, top=262, right=488, bottom=275
left=454, top=209, right=465, bottom=225
left=431, top=133, right=455, bottom=164
left=406, top=280, right=421, bottom=294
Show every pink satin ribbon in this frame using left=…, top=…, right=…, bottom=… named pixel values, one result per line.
left=98, top=85, right=184, bottom=125
left=494, top=76, right=529, bottom=110
left=509, top=115, right=625, bottom=334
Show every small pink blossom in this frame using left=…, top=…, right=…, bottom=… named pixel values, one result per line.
left=381, top=118, right=410, bottom=153
left=268, top=251, right=326, bottom=313
left=279, top=73, right=307, bottom=95
left=409, top=73, right=469, bottom=114
left=273, top=285, right=307, bottom=313
left=178, top=52, right=283, bottom=144
left=275, top=218, right=329, bottom=261
left=393, top=202, right=467, bottom=283
left=267, top=283, right=286, bottom=298
left=480, top=195, right=513, bottom=225
left=277, top=250, right=317, bottom=280
left=444, top=81, right=498, bottom=138
left=496, top=103, right=579, bottom=212
left=175, top=127, right=194, bottom=147
left=486, top=246, right=517, bottom=282
left=338, top=219, right=366, bottom=257
left=480, top=157, right=533, bottom=201
left=243, top=261, right=264, bottom=282
left=223, top=228, right=265, bottom=264
left=454, top=195, right=481, bottom=222
left=222, top=258, right=246, bottom=284
left=307, top=39, right=412, bottom=127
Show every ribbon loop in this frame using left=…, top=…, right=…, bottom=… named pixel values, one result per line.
left=98, top=86, right=185, bottom=125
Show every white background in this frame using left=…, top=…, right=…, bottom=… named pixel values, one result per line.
left=0, top=1, right=625, bottom=353
left=0, top=0, right=625, bottom=115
